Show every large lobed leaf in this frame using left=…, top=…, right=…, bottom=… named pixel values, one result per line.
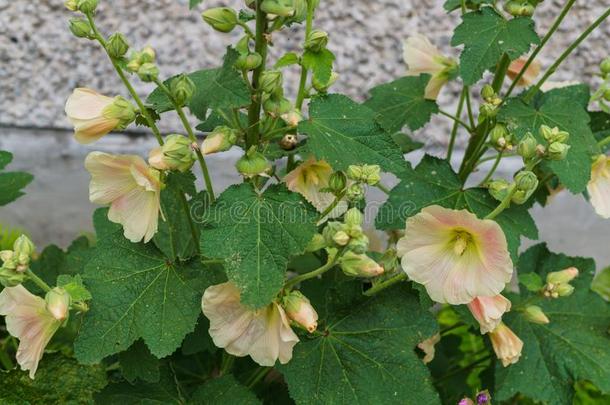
left=451, top=7, right=539, bottom=85
left=190, top=375, right=261, bottom=404
left=496, top=244, right=610, bottom=404
left=200, top=183, right=318, bottom=308
left=0, top=150, right=34, bottom=206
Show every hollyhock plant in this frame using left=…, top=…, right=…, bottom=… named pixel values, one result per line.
left=397, top=205, right=513, bottom=304
left=202, top=282, right=299, bottom=366
left=467, top=295, right=512, bottom=334
left=85, top=152, right=162, bottom=243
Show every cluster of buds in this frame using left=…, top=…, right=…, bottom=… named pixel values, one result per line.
left=504, top=0, right=538, bottom=17
left=539, top=125, right=570, bottom=161
left=65, top=1, right=102, bottom=40
left=200, top=126, right=239, bottom=156
left=0, top=235, right=35, bottom=287
left=236, top=146, right=272, bottom=178
left=234, top=37, right=263, bottom=71
left=312, top=72, right=339, bottom=93
left=489, top=170, right=539, bottom=205
left=346, top=164, right=381, bottom=186
left=480, top=85, right=503, bottom=119
left=459, top=390, right=492, bottom=405
left=543, top=266, right=579, bottom=298
left=149, top=134, right=197, bottom=173
left=258, top=70, right=292, bottom=117
left=591, top=58, right=610, bottom=112
left=322, top=208, right=369, bottom=253
left=170, top=74, right=196, bottom=107
left=262, top=0, right=311, bottom=24
left=281, top=290, right=318, bottom=333
left=489, top=124, right=514, bottom=152
left=65, top=0, right=98, bottom=14
left=126, top=46, right=158, bottom=82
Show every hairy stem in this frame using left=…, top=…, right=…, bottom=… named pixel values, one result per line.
left=478, top=151, right=503, bottom=186
left=285, top=253, right=339, bottom=290
left=246, top=0, right=269, bottom=148
left=363, top=273, right=407, bottom=297
left=26, top=269, right=51, bottom=293
left=439, top=109, right=473, bottom=132
left=447, top=87, right=467, bottom=161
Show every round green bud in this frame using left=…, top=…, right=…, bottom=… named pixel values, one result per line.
left=0, top=267, right=26, bottom=288
left=347, top=235, right=369, bottom=254
left=346, top=165, right=363, bottom=181
left=263, top=95, right=292, bottom=116
left=338, top=251, right=384, bottom=278
left=603, top=89, right=610, bottom=102
left=312, top=71, right=339, bottom=93
left=107, top=32, right=130, bottom=59
left=13, top=235, right=35, bottom=259
left=504, top=1, right=523, bottom=16
left=65, top=0, right=78, bottom=11
left=140, top=46, right=156, bottom=63
left=481, top=84, right=496, bottom=101
left=159, top=134, right=196, bottom=172
left=523, top=305, right=550, bottom=324
left=235, top=36, right=250, bottom=54
left=170, top=74, right=196, bottom=106
left=202, top=7, right=238, bottom=33
left=102, top=96, right=137, bottom=130
left=260, top=0, right=295, bottom=17
left=517, top=132, right=538, bottom=160
left=344, top=208, right=364, bottom=227
left=539, top=125, right=569, bottom=143
left=201, top=126, right=238, bottom=155
left=600, top=57, right=610, bottom=75
left=488, top=179, right=512, bottom=202
left=77, top=0, right=98, bottom=14
left=305, top=233, right=326, bottom=252
left=489, top=124, right=510, bottom=150
left=304, top=29, right=329, bottom=53
left=235, top=52, right=263, bottom=71
left=235, top=148, right=272, bottom=178
left=514, top=170, right=539, bottom=192
left=328, top=171, right=347, bottom=194
left=361, top=164, right=381, bottom=186
left=546, top=142, right=570, bottom=161
left=291, top=0, right=308, bottom=22
left=137, top=63, right=159, bottom=82
left=519, top=4, right=535, bottom=17
left=322, top=221, right=345, bottom=246
left=259, top=70, right=283, bottom=94
left=68, top=18, right=93, bottom=39
left=479, top=103, right=498, bottom=119
left=345, top=183, right=365, bottom=202
left=555, top=283, right=575, bottom=297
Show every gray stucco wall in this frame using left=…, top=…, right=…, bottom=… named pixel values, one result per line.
left=1, top=1, right=610, bottom=266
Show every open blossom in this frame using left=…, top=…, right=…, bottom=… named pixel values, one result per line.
left=397, top=205, right=513, bottom=305
left=85, top=152, right=162, bottom=243
left=507, top=56, right=541, bottom=87
left=417, top=333, right=441, bottom=364
left=285, top=158, right=348, bottom=220
left=489, top=323, right=523, bottom=367
left=403, top=33, right=456, bottom=100
left=467, top=295, right=511, bottom=334
left=202, top=282, right=299, bottom=367
left=0, top=286, right=66, bottom=378
left=587, top=155, right=610, bottom=219
left=65, top=88, right=135, bottom=144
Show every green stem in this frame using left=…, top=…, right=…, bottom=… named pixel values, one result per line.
left=598, top=135, right=610, bottom=149
left=246, top=1, right=269, bottom=148
left=439, top=109, right=473, bottom=132
left=464, top=87, right=476, bottom=129
left=485, top=186, right=517, bottom=220
left=246, top=367, right=271, bottom=388
left=177, top=189, right=200, bottom=250
left=447, top=87, right=467, bottom=161
left=434, top=355, right=492, bottom=384
left=219, top=352, right=235, bottom=376
left=154, top=79, right=216, bottom=202
left=26, top=269, right=51, bottom=292
left=505, top=0, right=577, bottom=99
left=491, top=53, right=511, bottom=93
left=375, top=183, right=391, bottom=195
left=476, top=151, right=516, bottom=166
left=0, top=348, right=13, bottom=370
left=237, top=21, right=255, bottom=38
left=478, top=151, right=503, bottom=186
left=285, top=254, right=338, bottom=289
left=363, top=273, right=407, bottom=297
left=526, top=7, right=610, bottom=103
left=86, top=13, right=164, bottom=146
left=295, top=1, right=315, bottom=109
left=317, top=191, right=345, bottom=221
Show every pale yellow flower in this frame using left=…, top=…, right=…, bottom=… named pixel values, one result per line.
left=202, top=282, right=299, bottom=366
left=467, top=295, right=511, bottom=334
left=587, top=155, right=610, bottom=218
left=85, top=152, right=162, bottom=243
left=403, top=33, right=456, bottom=100
left=417, top=333, right=440, bottom=364
left=0, top=286, right=65, bottom=378
left=397, top=205, right=513, bottom=305
left=489, top=322, right=523, bottom=367
left=507, top=56, right=541, bottom=87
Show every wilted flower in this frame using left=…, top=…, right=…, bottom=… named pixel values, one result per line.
left=65, top=88, right=136, bottom=144
left=403, top=33, right=457, bottom=100
left=202, top=282, right=299, bottom=367
left=396, top=205, right=513, bottom=305
left=489, top=323, right=523, bottom=367
left=467, top=295, right=511, bottom=334
left=507, top=56, right=541, bottom=87
left=85, top=152, right=162, bottom=243
left=417, top=333, right=440, bottom=364
left=0, top=285, right=66, bottom=378
left=285, top=158, right=348, bottom=220
left=587, top=155, right=610, bottom=219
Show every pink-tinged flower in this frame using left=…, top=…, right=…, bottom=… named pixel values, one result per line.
left=396, top=205, right=513, bottom=305
left=587, top=155, right=610, bottom=219
left=282, top=291, right=318, bottom=333
left=85, top=152, right=162, bottom=243
left=202, top=282, right=299, bottom=367
left=285, top=158, right=347, bottom=220
left=0, top=285, right=64, bottom=378
left=65, top=88, right=135, bottom=144
left=403, top=34, right=457, bottom=100
left=507, top=56, right=541, bottom=87
left=417, top=333, right=440, bottom=364
left=489, top=322, right=523, bottom=367
left=467, top=295, right=511, bottom=334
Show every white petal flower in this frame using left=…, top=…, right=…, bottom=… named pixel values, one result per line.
left=65, top=88, right=118, bottom=144
left=587, top=155, right=610, bottom=218
left=403, top=34, right=455, bottom=99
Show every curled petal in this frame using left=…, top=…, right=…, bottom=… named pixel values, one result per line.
left=467, top=295, right=511, bottom=334
left=489, top=323, right=523, bottom=367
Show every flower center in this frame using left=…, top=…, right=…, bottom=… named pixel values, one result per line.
left=452, top=230, right=472, bottom=256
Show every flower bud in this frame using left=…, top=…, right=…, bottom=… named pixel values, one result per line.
left=523, top=305, right=550, bottom=325
left=0, top=267, right=26, bottom=288
left=140, top=46, right=156, bottom=63
left=504, top=1, right=523, bottom=17
left=344, top=208, right=364, bottom=227
left=328, top=171, right=347, bottom=194
left=312, top=72, right=339, bottom=93
left=458, top=398, right=474, bottom=405
left=600, top=57, right=610, bottom=76
left=69, top=18, right=93, bottom=39
left=170, top=74, right=196, bottom=106
left=519, top=4, right=535, bottom=17
left=279, top=134, right=298, bottom=151
left=77, top=0, right=98, bottom=14
left=517, top=132, right=538, bottom=160
left=260, top=0, right=295, bottom=17
left=137, top=63, right=159, bottom=82
left=126, top=54, right=142, bottom=73
left=201, top=126, right=238, bottom=155
left=339, top=251, right=384, bottom=278
left=282, top=291, right=318, bottom=333
left=0, top=250, right=14, bottom=264
left=479, top=103, right=498, bottom=119
left=555, top=283, right=575, bottom=297
left=489, top=124, right=510, bottom=150
left=476, top=390, right=492, bottom=405
left=347, top=234, right=369, bottom=254
left=540, top=125, right=569, bottom=143
left=280, top=110, right=302, bottom=128
left=304, top=29, right=329, bottom=53
left=514, top=171, right=538, bottom=193
left=305, top=233, right=326, bottom=252
left=202, top=7, right=238, bottom=33
left=65, top=0, right=78, bottom=11
left=236, top=147, right=272, bottom=178
left=259, top=70, right=283, bottom=94
left=345, top=183, right=365, bottom=202
left=346, top=165, right=363, bottom=181
left=148, top=147, right=169, bottom=171
left=102, top=96, right=137, bottom=130
left=291, top=0, right=307, bottom=22
left=155, top=134, right=196, bottom=172
left=13, top=235, right=35, bottom=259
left=361, top=165, right=381, bottom=186
left=45, top=287, right=71, bottom=321
left=546, top=142, right=570, bottom=161
left=235, top=52, right=263, bottom=71
left=481, top=84, right=495, bottom=101
left=488, top=179, right=512, bottom=202
left=546, top=267, right=579, bottom=285
left=322, top=221, right=345, bottom=246
left=107, top=33, right=129, bottom=59
left=332, top=231, right=350, bottom=246
left=263, top=95, right=292, bottom=116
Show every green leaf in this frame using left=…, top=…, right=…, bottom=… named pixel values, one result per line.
left=93, top=207, right=122, bottom=239
left=189, top=0, right=203, bottom=9
left=181, top=315, right=215, bottom=355
left=391, top=132, right=424, bottom=154
left=0, top=354, right=107, bottom=405
left=189, top=375, right=261, bottom=404
left=301, top=49, right=335, bottom=84
left=444, top=0, right=494, bottom=12
left=119, top=340, right=160, bottom=384
left=590, top=111, right=610, bottom=152
left=95, top=366, right=181, bottom=404
left=147, top=48, right=250, bottom=120
left=195, top=109, right=248, bottom=133
left=200, top=183, right=318, bottom=308
left=499, top=89, right=600, bottom=193
left=451, top=7, right=539, bottom=85
left=275, top=52, right=300, bottom=68
left=57, top=274, right=92, bottom=302
left=592, top=266, right=610, bottom=301
left=375, top=155, right=538, bottom=261
left=74, top=233, right=225, bottom=363
left=0, top=150, right=33, bottom=206
left=300, top=94, right=409, bottom=175
left=496, top=244, right=610, bottom=404
left=518, top=272, right=543, bottom=292
left=364, top=75, right=439, bottom=133
left=278, top=285, right=440, bottom=404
